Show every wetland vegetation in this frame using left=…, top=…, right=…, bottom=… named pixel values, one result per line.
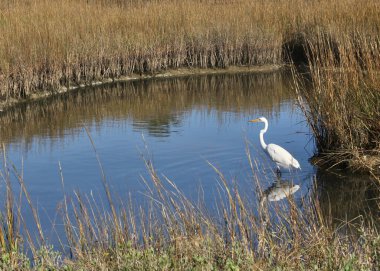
left=0, top=0, right=380, bottom=269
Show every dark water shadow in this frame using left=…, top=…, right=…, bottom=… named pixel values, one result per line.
left=314, top=169, right=380, bottom=229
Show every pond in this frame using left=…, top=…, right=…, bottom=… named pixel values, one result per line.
left=0, top=72, right=377, bottom=242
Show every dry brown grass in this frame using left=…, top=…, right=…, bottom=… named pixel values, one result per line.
left=293, top=27, right=380, bottom=173
left=0, top=0, right=282, bottom=99
left=0, top=0, right=379, bottom=100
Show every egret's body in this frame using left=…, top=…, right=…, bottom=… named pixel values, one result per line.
left=249, top=117, right=300, bottom=173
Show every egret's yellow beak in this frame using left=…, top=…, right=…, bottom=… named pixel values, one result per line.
left=248, top=118, right=260, bottom=123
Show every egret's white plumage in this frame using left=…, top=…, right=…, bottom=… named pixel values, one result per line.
left=249, top=117, right=300, bottom=172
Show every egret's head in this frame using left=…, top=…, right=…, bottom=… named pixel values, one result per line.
left=248, top=117, right=266, bottom=123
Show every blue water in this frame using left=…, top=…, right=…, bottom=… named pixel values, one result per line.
left=1, top=72, right=319, bottom=242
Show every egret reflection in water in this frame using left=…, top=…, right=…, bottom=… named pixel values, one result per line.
left=260, top=177, right=300, bottom=205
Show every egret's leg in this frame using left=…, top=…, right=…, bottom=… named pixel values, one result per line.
left=276, top=166, right=282, bottom=177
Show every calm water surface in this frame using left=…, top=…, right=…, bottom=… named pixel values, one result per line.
left=0, top=72, right=377, bottom=236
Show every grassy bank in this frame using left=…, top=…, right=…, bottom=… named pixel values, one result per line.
left=0, top=145, right=379, bottom=270
left=0, top=0, right=378, bottom=100
left=0, top=0, right=287, bottom=100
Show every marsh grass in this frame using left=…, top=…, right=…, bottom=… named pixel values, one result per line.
left=0, top=0, right=284, bottom=100
left=0, top=142, right=379, bottom=270
left=0, top=0, right=379, bottom=100
left=293, top=30, right=380, bottom=174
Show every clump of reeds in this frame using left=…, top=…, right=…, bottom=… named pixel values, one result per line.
left=1, top=143, right=379, bottom=270
left=293, top=28, right=380, bottom=174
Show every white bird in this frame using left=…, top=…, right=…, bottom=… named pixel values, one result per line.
left=249, top=117, right=300, bottom=174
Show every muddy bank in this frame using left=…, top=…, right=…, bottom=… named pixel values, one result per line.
left=0, top=65, right=282, bottom=113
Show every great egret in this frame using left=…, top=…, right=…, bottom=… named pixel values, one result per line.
left=249, top=117, right=300, bottom=174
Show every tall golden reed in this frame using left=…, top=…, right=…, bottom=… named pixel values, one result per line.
left=294, top=26, right=380, bottom=172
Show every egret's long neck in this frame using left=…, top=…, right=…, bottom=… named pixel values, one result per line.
left=259, top=119, right=268, bottom=149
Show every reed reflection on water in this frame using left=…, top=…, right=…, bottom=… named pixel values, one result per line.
left=0, top=72, right=293, bottom=143
left=0, top=72, right=378, bottom=230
